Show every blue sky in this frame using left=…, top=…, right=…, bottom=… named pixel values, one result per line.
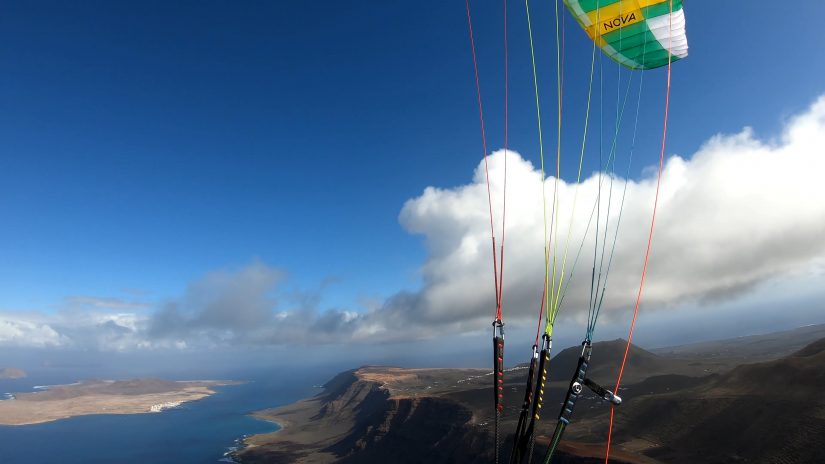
left=0, top=1, right=823, bottom=353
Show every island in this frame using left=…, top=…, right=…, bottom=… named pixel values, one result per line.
left=0, top=368, right=27, bottom=379
left=0, top=378, right=237, bottom=426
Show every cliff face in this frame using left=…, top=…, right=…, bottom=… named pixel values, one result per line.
left=237, top=368, right=495, bottom=464
left=237, top=365, right=642, bottom=464
left=330, top=394, right=485, bottom=463
left=238, top=333, right=825, bottom=464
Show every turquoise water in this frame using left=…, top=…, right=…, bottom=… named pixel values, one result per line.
left=0, top=370, right=323, bottom=463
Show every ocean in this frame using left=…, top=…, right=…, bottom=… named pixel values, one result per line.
left=0, top=368, right=328, bottom=464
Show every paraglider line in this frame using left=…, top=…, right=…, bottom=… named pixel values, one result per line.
left=605, top=2, right=674, bottom=462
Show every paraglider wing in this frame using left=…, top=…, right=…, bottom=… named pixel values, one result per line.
left=563, top=0, right=688, bottom=70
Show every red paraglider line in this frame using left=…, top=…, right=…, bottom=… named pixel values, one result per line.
left=605, top=2, right=674, bottom=462
left=464, top=0, right=501, bottom=317
left=498, top=0, right=508, bottom=320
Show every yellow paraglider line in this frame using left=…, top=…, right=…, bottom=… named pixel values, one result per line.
left=546, top=0, right=563, bottom=338
left=523, top=0, right=550, bottom=326
left=545, top=0, right=599, bottom=336
left=549, top=36, right=597, bottom=329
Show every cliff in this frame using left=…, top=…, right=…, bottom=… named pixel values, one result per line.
left=238, top=368, right=495, bottom=463
left=236, top=332, right=825, bottom=463
left=236, top=363, right=648, bottom=464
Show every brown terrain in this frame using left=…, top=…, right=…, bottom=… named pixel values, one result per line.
left=0, top=378, right=236, bottom=425
left=0, top=368, right=27, bottom=379
left=236, top=324, right=825, bottom=463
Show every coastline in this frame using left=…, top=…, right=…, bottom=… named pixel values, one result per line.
left=0, top=376, right=292, bottom=464
left=0, top=379, right=238, bottom=426
left=241, top=411, right=286, bottom=445
left=227, top=410, right=285, bottom=461
left=250, top=413, right=285, bottom=432
left=232, top=367, right=496, bottom=463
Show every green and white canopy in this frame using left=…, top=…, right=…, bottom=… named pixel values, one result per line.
left=563, top=0, right=688, bottom=70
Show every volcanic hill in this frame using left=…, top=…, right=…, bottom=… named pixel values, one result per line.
left=236, top=325, right=825, bottom=463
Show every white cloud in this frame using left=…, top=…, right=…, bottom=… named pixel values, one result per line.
left=0, top=96, right=823, bottom=350
left=386, top=94, right=825, bottom=334
left=0, top=315, right=67, bottom=348
left=0, top=262, right=361, bottom=350
left=0, top=309, right=165, bottom=351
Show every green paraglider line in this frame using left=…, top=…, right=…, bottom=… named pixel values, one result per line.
left=545, top=0, right=668, bottom=460
left=606, top=2, right=675, bottom=462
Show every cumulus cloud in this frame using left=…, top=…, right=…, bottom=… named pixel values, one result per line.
left=144, top=261, right=358, bottom=346
left=0, top=309, right=155, bottom=351
left=357, top=94, right=825, bottom=338
left=0, top=262, right=361, bottom=350
left=148, top=262, right=283, bottom=339
left=0, top=315, right=67, bottom=348
left=1, top=96, right=823, bottom=350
